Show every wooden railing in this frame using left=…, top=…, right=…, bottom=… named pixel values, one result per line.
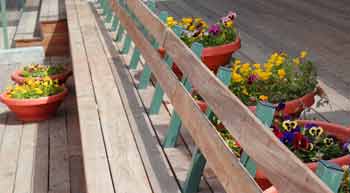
left=103, top=0, right=332, bottom=192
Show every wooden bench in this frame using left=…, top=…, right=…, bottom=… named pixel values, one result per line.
left=14, top=0, right=42, bottom=47
left=65, top=0, right=181, bottom=193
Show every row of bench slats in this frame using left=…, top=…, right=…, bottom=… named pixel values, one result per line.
left=14, top=0, right=41, bottom=41
left=65, top=0, right=155, bottom=193
left=40, top=0, right=66, bottom=22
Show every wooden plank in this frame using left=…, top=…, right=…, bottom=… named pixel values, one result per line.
left=110, top=0, right=332, bottom=192
left=93, top=9, right=182, bottom=193
left=12, top=122, right=38, bottom=193
left=65, top=1, right=115, bottom=193
left=76, top=1, right=153, bottom=193
left=32, top=121, right=50, bottom=193
left=49, top=103, right=70, bottom=193
left=0, top=114, right=23, bottom=193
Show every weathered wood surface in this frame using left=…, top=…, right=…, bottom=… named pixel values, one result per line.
left=14, top=0, right=41, bottom=41
left=40, top=0, right=67, bottom=22
left=92, top=5, right=182, bottom=193
left=109, top=0, right=333, bottom=192
left=66, top=0, right=181, bottom=193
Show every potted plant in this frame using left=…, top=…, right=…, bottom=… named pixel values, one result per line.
left=165, top=11, right=241, bottom=77
left=255, top=115, right=350, bottom=189
left=229, top=51, right=319, bottom=116
left=0, top=77, right=68, bottom=122
left=11, top=64, right=72, bottom=84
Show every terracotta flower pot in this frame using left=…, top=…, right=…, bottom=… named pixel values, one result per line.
left=248, top=91, right=317, bottom=116
left=11, top=68, right=72, bottom=84
left=160, top=37, right=241, bottom=79
left=255, top=120, right=350, bottom=190
left=0, top=86, right=68, bottom=122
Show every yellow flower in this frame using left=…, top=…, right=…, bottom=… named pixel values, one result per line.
left=240, top=63, right=251, bottom=76
left=182, top=17, right=193, bottom=24
left=264, top=63, right=273, bottom=72
left=275, top=56, right=285, bottom=66
left=225, top=21, right=233, bottom=28
left=242, top=88, right=249, bottom=95
left=234, top=59, right=241, bottom=66
left=253, top=63, right=261, bottom=69
left=194, top=17, right=202, bottom=23
left=188, top=25, right=196, bottom=31
left=232, top=72, right=243, bottom=83
left=34, top=88, right=43, bottom=94
left=277, top=69, right=286, bottom=79
left=293, top=57, right=300, bottom=65
left=300, top=51, right=308, bottom=59
left=232, top=64, right=240, bottom=73
left=258, top=71, right=272, bottom=81
left=259, top=95, right=269, bottom=101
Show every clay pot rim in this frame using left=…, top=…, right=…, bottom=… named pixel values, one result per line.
left=11, top=67, right=72, bottom=83
left=202, top=37, right=241, bottom=57
left=0, top=86, right=68, bottom=106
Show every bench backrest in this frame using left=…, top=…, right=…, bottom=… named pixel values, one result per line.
left=106, top=0, right=333, bottom=192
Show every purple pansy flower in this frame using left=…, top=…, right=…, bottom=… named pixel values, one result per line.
left=247, top=74, right=258, bottom=85
left=343, top=142, right=350, bottom=152
left=221, top=16, right=231, bottom=24
left=276, top=102, right=286, bottom=111
left=304, top=123, right=318, bottom=129
left=281, top=132, right=296, bottom=145
left=227, top=11, right=237, bottom=20
left=208, top=24, right=221, bottom=36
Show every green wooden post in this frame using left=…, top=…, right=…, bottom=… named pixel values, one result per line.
left=316, top=160, right=345, bottom=193
left=163, top=43, right=203, bottom=148
left=129, top=48, right=141, bottom=69
left=137, top=40, right=158, bottom=89
left=121, top=35, right=132, bottom=54
left=115, top=25, right=125, bottom=42
left=182, top=148, right=207, bottom=193
left=239, top=101, right=275, bottom=177
left=182, top=67, right=231, bottom=193
left=1, top=0, right=9, bottom=49
left=255, top=101, right=276, bottom=128
left=110, top=16, right=119, bottom=32
left=240, top=152, right=257, bottom=176
left=149, top=56, right=173, bottom=114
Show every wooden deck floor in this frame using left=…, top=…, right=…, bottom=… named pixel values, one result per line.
left=0, top=57, right=85, bottom=193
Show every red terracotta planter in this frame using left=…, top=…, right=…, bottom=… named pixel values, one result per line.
left=160, top=37, right=241, bottom=79
left=248, top=91, right=317, bottom=116
left=0, top=86, right=68, bottom=122
left=255, top=120, right=350, bottom=190
left=11, top=68, right=72, bottom=84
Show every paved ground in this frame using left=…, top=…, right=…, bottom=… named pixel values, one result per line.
left=157, top=0, right=350, bottom=100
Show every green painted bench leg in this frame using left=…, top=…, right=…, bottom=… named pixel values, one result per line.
left=163, top=78, right=192, bottom=147
left=121, top=35, right=132, bottom=54
left=110, top=16, right=119, bottom=32
left=129, top=47, right=141, bottom=69
left=182, top=148, right=207, bottom=193
left=105, top=7, right=113, bottom=23
left=138, top=66, right=152, bottom=89
left=240, top=152, right=257, bottom=176
left=181, top=67, right=231, bottom=193
left=149, top=56, right=173, bottom=114
left=163, top=111, right=182, bottom=147
left=115, top=25, right=125, bottom=42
